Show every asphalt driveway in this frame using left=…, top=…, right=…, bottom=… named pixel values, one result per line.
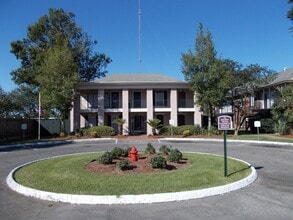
left=0, top=139, right=292, bottom=220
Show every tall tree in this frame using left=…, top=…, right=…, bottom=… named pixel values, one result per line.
left=288, top=0, right=293, bottom=31
left=10, top=8, right=111, bottom=120
left=221, top=60, right=275, bottom=135
left=182, top=23, right=229, bottom=129
left=37, top=35, right=80, bottom=122
left=271, top=84, right=293, bottom=134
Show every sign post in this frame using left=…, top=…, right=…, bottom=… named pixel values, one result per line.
left=218, top=115, right=233, bottom=177
left=254, top=121, right=261, bottom=141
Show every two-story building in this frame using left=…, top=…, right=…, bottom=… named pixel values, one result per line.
left=70, top=73, right=202, bottom=135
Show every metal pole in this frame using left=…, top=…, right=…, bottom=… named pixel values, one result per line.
left=38, top=92, right=41, bottom=141
left=224, top=130, right=228, bottom=177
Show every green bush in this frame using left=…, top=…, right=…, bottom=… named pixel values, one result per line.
left=83, top=126, right=115, bottom=137
left=159, top=145, right=171, bottom=155
left=145, top=143, right=156, bottom=154
left=90, top=131, right=99, bottom=138
left=98, top=152, right=113, bottom=165
left=150, top=156, right=167, bottom=169
left=111, top=147, right=125, bottom=159
left=168, top=149, right=183, bottom=163
left=274, top=119, right=290, bottom=135
left=160, top=126, right=179, bottom=136
left=178, top=125, right=202, bottom=135
left=182, top=130, right=191, bottom=137
left=260, top=118, right=275, bottom=133
left=117, top=160, right=129, bottom=171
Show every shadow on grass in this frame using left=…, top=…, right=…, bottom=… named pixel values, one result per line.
left=227, top=165, right=252, bottom=177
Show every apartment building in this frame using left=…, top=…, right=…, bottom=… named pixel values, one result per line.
left=70, top=74, right=202, bottom=135
left=219, top=68, right=293, bottom=116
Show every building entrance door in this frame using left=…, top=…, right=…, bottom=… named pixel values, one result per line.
left=133, top=115, right=145, bottom=134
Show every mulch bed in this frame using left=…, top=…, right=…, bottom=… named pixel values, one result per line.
left=84, top=154, right=191, bottom=175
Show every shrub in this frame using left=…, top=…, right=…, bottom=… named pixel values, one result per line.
left=178, top=125, right=202, bottom=135
left=59, top=132, right=65, bottom=137
left=159, top=145, right=171, bottom=155
left=182, top=130, right=191, bottom=137
left=150, top=156, right=167, bottom=169
left=111, top=147, right=125, bottom=159
left=118, top=160, right=129, bottom=171
left=168, top=149, right=183, bottom=163
left=274, top=119, right=290, bottom=135
left=83, top=126, right=115, bottom=137
left=98, top=152, right=113, bottom=165
left=145, top=143, right=156, bottom=154
left=260, top=118, right=275, bottom=133
left=208, top=126, right=220, bottom=135
left=90, top=131, right=99, bottom=138
left=159, top=126, right=179, bottom=136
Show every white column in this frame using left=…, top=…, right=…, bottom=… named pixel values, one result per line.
left=193, top=93, right=202, bottom=126
left=122, top=89, right=129, bottom=135
left=98, top=89, right=104, bottom=125
left=146, top=89, right=153, bottom=135
left=170, top=89, right=178, bottom=126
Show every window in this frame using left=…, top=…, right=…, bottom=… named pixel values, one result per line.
left=87, top=94, right=98, bottom=108
left=133, top=92, right=141, bottom=108
left=154, top=91, right=167, bottom=107
left=178, top=92, right=186, bottom=107
left=104, top=92, right=120, bottom=108
left=111, top=92, right=119, bottom=108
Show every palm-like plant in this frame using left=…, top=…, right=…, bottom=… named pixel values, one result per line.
left=112, top=118, right=126, bottom=135
left=146, top=118, right=161, bottom=135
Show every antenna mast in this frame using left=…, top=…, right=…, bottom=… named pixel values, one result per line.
left=138, top=0, right=142, bottom=72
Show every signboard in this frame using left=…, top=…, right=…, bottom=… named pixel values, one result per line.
left=218, top=115, right=233, bottom=130
left=169, top=119, right=174, bottom=126
left=21, top=123, right=27, bottom=130
left=254, top=121, right=261, bottom=128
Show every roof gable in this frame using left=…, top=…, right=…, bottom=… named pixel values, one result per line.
left=268, top=68, right=293, bottom=86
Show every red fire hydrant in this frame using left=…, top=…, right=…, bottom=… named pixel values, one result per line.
left=128, top=146, right=139, bottom=161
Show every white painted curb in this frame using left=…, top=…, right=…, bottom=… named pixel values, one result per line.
left=6, top=153, right=257, bottom=205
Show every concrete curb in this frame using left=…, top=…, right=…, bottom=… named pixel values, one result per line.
left=159, top=137, right=293, bottom=146
left=0, top=138, right=117, bottom=151
left=6, top=152, right=257, bottom=205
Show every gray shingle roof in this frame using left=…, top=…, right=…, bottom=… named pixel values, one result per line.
left=95, top=73, right=185, bottom=83
left=268, top=68, right=293, bottom=86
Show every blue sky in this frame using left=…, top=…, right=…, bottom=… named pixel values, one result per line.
left=1, top=0, right=292, bottom=91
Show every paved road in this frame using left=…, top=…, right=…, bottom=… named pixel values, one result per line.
left=0, top=139, right=292, bottom=220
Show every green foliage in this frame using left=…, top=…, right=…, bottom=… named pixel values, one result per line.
left=112, top=118, right=126, bottom=135
left=111, top=147, right=126, bottom=159
left=10, top=8, right=111, bottom=119
left=274, top=119, right=290, bottom=135
left=145, top=143, right=156, bottom=154
left=117, top=160, right=130, bottom=171
left=288, top=0, right=293, bottom=31
left=146, top=118, right=161, bottom=135
left=182, top=130, right=191, bottom=137
left=168, top=149, right=183, bottom=163
left=150, top=156, right=167, bottom=169
left=260, top=118, right=275, bottom=133
left=178, top=125, right=202, bottom=135
left=159, top=145, right=171, bottom=155
left=160, top=126, right=179, bottom=136
left=98, top=152, right=113, bottom=165
left=82, top=126, right=115, bottom=137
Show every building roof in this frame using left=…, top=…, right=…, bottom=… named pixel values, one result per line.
left=78, top=73, right=189, bottom=90
left=268, top=68, right=293, bottom=86
left=94, top=73, right=185, bottom=83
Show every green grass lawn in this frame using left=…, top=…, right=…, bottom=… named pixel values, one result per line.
left=14, top=152, right=252, bottom=195
left=227, top=134, right=293, bottom=143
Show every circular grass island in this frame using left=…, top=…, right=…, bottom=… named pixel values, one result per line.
left=7, top=151, right=257, bottom=204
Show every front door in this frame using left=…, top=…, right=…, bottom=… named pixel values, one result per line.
left=133, top=115, right=145, bottom=134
